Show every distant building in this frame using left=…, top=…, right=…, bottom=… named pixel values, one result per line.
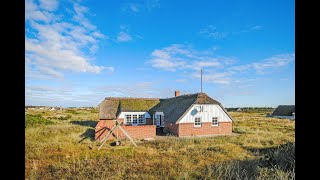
left=268, top=105, right=295, bottom=120
left=236, top=108, right=242, bottom=112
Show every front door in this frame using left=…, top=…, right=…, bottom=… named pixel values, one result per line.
left=156, top=114, right=162, bottom=127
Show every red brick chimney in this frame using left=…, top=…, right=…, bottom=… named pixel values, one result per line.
left=175, top=90, right=180, bottom=97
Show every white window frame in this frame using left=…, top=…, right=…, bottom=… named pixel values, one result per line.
left=125, top=114, right=132, bottom=125
left=194, top=117, right=201, bottom=127
left=138, top=114, right=145, bottom=124
left=212, top=117, right=219, bottom=126
left=132, top=115, right=138, bottom=125
left=153, top=112, right=164, bottom=127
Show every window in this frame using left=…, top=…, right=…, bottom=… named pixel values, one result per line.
left=125, top=114, right=132, bottom=125
left=153, top=115, right=158, bottom=125
left=138, top=114, right=145, bottom=124
left=132, top=115, right=138, bottom=124
left=212, top=117, right=218, bottom=126
left=194, top=117, right=201, bottom=127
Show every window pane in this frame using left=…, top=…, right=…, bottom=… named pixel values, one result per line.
left=133, top=115, right=137, bottom=124
left=138, top=114, right=143, bottom=124
left=194, top=117, right=201, bottom=126
left=126, top=115, right=132, bottom=124
left=212, top=117, right=218, bottom=125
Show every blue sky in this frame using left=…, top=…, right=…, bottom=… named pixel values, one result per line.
left=25, top=0, right=295, bottom=107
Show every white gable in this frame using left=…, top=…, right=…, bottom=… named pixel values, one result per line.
left=118, top=112, right=151, bottom=118
left=178, top=104, right=232, bottom=123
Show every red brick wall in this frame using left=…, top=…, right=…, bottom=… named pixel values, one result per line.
left=95, top=119, right=156, bottom=141
left=178, top=122, right=232, bottom=137
left=164, top=122, right=179, bottom=136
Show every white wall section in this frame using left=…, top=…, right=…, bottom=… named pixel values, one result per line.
left=178, top=104, right=232, bottom=123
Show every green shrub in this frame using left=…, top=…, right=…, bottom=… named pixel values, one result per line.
left=25, top=114, right=54, bottom=127
left=58, top=115, right=72, bottom=120
left=90, top=109, right=99, bottom=113
left=66, top=109, right=79, bottom=114
left=47, top=114, right=72, bottom=120
left=233, top=127, right=246, bottom=134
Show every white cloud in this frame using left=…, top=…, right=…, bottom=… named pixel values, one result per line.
left=72, top=3, right=96, bottom=30
left=25, top=81, right=178, bottom=107
left=231, top=53, right=295, bottom=74
left=92, top=31, right=106, bottom=38
left=25, top=85, right=100, bottom=107
left=252, top=54, right=295, bottom=72
left=250, top=25, right=262, bottom=30
left=122, top=0, right=159, bottom=14
left=150, top=58, right=185, bottom=71
left=190, top=61, right=221, bottom=70
left=199, top=25, right=227, bottom=39
left=176, top=79, right=187, bottom=83
left=192, top=71, right=232, bottom=85
left=117, top=31, right=133, bottom=42
left=130, top=4, right=139, bottom=12
left=25, top=0, right=110, bottom=79
left=148, top=44, right=232, bottom=71
left=148, top=44, right=294, bottom=86
left=39, top=0, right=58, bottom=11
left=244, top=24, right=263, bottom=31
left=116, top=25, right=134, bottom=42
left=97, top=82, right=174, bottom=99
left=146, top=0, right=160, bottom=12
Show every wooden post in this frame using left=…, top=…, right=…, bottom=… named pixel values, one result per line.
left=98, top=120, right=138, bottom=150
left=118, top=126, right=138, bottom=147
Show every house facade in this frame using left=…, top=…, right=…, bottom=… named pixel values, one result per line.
left=95, top=91, right=233, bottom=140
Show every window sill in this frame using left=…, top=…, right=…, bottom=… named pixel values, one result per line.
left=124, top=124, right=147, bottom=126
left=194, top=125, right=202, bottom=128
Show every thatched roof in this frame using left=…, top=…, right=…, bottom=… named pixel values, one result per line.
left=99, top=93, right=233, bottom=123
left=271, top=105, right=295, bottom=116
left=149, top=93, right=232, bottom=123
left=98, top=97, right=160, bottom=119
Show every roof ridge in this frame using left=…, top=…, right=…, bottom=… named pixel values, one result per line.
left=160, top=93, right=199, bottom=100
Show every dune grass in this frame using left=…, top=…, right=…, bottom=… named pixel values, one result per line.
left=25, top=109, right=294, bottom=179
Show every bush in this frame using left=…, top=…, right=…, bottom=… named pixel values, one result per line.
left=48, top=115, right=72, bottom=120
left=25, top=114, right=54, bottom=127
left=233, top=127, right=246, bottom=134
left=90, top=109, right=99, bottom=113
left=58, top=115, right=72, bottom=120
left=66, top=109, right=79, bottom=115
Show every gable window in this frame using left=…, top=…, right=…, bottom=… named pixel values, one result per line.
left=212, top=117, right=218, bottom=126
left=138, top=114, right=145, bottom=124
left=132, top=115, right=138, bottom=124
left=194, top=117, right=201, bottom=127
left=125, top=114, right=132, bottom=125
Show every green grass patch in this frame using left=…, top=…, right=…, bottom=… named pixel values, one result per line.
left=25, top=109, right=295, bottom=179
left=233, top=127, right=246, bottom=134
left=65, top=109, right=80, bottom=114
left=25, top=114, right=55, bottom=127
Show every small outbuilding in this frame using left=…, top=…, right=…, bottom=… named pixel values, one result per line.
left=269, top=105, right=295, bottom=120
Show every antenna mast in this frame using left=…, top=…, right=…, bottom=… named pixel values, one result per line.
left=201, top=69, right=203, bottom=93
